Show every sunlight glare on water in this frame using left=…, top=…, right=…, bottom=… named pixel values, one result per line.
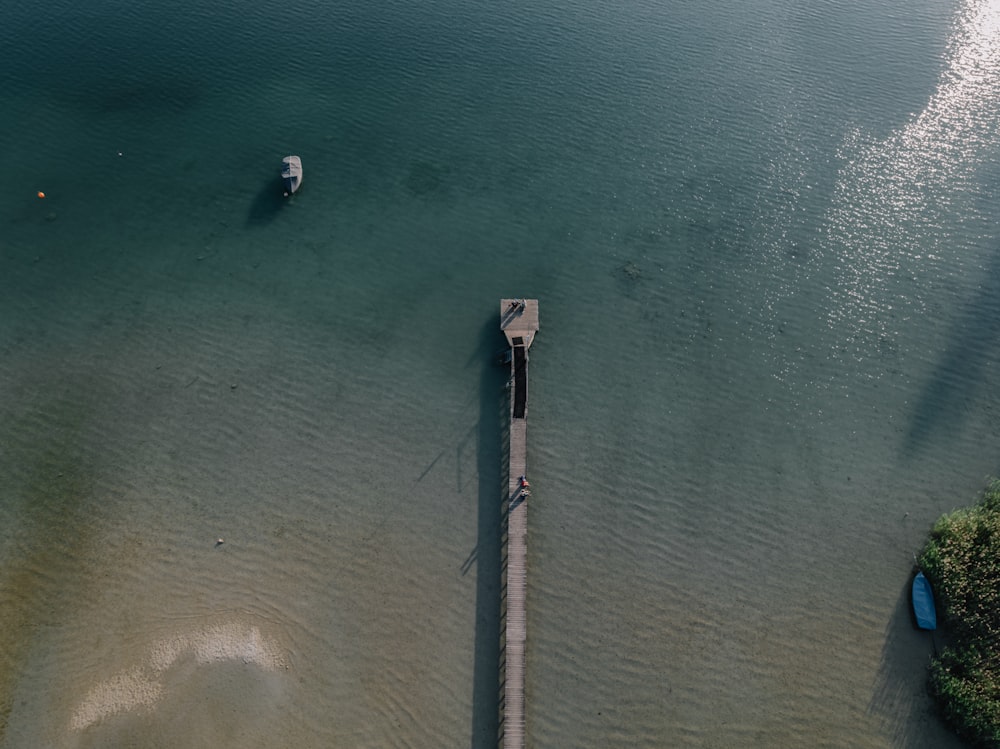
left=826, top=0, right=1000, bottom=360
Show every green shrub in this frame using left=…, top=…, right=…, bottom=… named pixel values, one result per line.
left=919, top=480, right=1000, bottom=747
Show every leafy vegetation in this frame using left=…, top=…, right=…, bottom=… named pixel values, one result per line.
left=919, top=480, right=1000, bottom=748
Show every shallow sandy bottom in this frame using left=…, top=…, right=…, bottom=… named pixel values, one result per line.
left=70, top=620, right=286, bottom=732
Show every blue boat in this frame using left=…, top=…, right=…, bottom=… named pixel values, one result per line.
left=912, top=571, right=937, bottom=630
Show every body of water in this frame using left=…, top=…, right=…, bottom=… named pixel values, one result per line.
left=2, top=0, right=999, bottom=746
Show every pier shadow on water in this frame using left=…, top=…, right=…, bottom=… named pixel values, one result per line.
left=868, top=579, right=964, bottom=748
left=463, top=318, right=509, bottom=749
left=904, top=241, right=1000, bottom=456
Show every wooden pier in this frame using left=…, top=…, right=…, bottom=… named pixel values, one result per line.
left=499, top=299, right=539, bottom=749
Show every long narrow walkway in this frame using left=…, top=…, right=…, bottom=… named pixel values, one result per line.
left=499, top=299, right=539, bottom=749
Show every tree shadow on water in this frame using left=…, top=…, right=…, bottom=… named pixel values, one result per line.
left=904, top=241, right=1000, bottom=457
left=868, top=578, right=963, bottom=748
left=464, top=317, right=510, bottom=749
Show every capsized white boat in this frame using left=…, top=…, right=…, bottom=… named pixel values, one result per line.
left=281, top=155, right=303, bottom=195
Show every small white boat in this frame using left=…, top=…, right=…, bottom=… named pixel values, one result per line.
left=281, top=155, right=303, bottom=195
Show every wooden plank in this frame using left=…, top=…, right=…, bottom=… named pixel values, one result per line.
left=500, top=299, right=540, bottom=349
left=499, top=298, right=537, bottom=749
left=503, top=418, right=528, bottom=749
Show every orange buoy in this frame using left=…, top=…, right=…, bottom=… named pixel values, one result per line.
left=37, top=191, right=46, bottom=199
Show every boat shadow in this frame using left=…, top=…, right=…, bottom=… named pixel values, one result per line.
left=245, top=179, right=287, bottom=226
left=868, top=578, right=963, bottom=748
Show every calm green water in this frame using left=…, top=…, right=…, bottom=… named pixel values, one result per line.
left=1, top=0, right=999, bottom=746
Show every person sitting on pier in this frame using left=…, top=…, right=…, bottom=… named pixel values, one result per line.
left=519, top=475, right=530, bottom=488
